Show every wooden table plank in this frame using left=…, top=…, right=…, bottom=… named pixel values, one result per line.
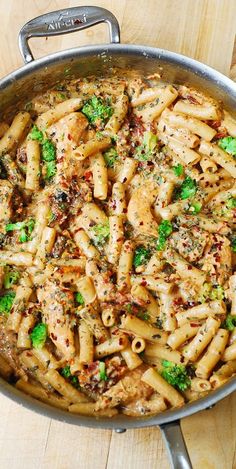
left=0, top=1, right=235, bottom=469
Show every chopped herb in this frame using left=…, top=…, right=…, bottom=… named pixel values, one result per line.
left=161, top=360, right=191, bottom=391
left=218, top=136, right=236, bottom=156
left=156, top=220, right=173, bottom=251
left=75, top=292, right=84, bottom=306
left=82, top=96, right=113, bottom=124
left=134, top=131, right=158, bottom=162
left=222, top=315, right=236, bottom=331
left=91, top=223, right=110, bottom=245
left=137, top=311, right=150, bottom=321
left=0, top=291, right=15, bottom=316
left=30, top=323, right=47, bottom=349
left=99, top=361, right=108, bottom=381
left=177, top=176, right=197, bottom=200
left=6, top=219, right=35, bottom=243
left=173, top=164, right=184, bottom=177
left=126, top=303, right=133, bottom=313
left=4, top=270, right=20, bottom=289
left=133, top=245, right=151, bottom=268
left=103, top=148, right=118, bottom=167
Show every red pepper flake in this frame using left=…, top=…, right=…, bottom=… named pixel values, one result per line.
left=84, top=170, right=93, bottom=182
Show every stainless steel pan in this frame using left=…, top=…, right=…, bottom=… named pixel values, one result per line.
left=0, top=6, right=236, bottom=469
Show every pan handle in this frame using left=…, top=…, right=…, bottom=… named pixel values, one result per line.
left=18, top=6, right=120, bottom=64
left=160, top=420, right=193, bottom=469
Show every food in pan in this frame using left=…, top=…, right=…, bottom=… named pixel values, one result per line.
left=0, top=73, right=235, bottom=417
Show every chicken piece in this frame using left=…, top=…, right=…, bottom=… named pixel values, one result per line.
left=127, top=182, right=159, bottom=237
left=95, top=365, right=153, bottom=410
left=0, top=180, right=13, bottom=232
left=78, top=356, right=127, bottom=399
left=122, top=396, right=166, bottom=417
left=199, top=234, right=232, bottom=285
left=38, top=280, right=75, bottom=360
left=48, top=112, right=88, bottom=155
left=170, top=226, right=208, bottom=263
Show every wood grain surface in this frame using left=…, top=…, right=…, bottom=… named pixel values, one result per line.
left=0, top=1, right=236, bottom=468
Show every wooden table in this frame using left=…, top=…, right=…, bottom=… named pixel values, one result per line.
left=0, top=1, right=236, bottom=468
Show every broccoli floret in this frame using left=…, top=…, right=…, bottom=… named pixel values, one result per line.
left=91, top=223, right=110, bottom=245
left=4, top=269, right=20, bottom=289
left=134, top=131, right=158, bottom=162
left=156, top=220, right=173, bottom=251
left=28, top=125, right=56, bottom=179
left=42, top=140, right=56, bottom=162
left=161, top=360, right=191, bottom=391
left=45, top=161, right=57, bottom=180
left=99, top=361, right=108, bottom=381
left=60, top=365, right=80, bottom=388
left=60, top=365, right=71, bottom=378
left=30, top=323, right=47, bottom=349
left=103, top=148, right=118, bottom=168
left=218, top=136, right=236, bottom=156
left=199, top=283, right=225, bottom=303
left=226, top=197, right=236, bottom=209
left=0, top=291, right=15, bottom=316
left=6, top=219, right=35, bottom=243
left=232, top=238, right=236, bottom=253
left=28, top=125, right=44, bottom=142
left=188, top=201, right=202, bottom=214
left=82, top=96, right=113, bottom=124
left=173, top=164, right=184, bottom=177
left=177, top=176, right=197, bottom=200
left=133, top=245, right=151, bottom=268
left=75, top=292, right=84, bottom=306
left=222, top=315, right=236, bottom=331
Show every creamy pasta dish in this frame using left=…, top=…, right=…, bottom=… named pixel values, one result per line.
left=0, top=73, right=235, bottom=418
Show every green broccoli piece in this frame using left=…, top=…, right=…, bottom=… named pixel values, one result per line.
left=188, top=201, right=202, bottom=214
left=156, top=220, right=173, bottom=251
left=161, top=360, right=191, bottom=391
left=232, top=238, right=236, bottom=253
left=218, top=136, right=236, bottom=156
left=75, top=292, right=84, bottom=306
left=178, top=176, right=197, bottom=200
left=42, top=140, right=56, bottom=162
left=226, top=197, right=236, bottom=209
left=30, top=323, right=47, bottom=349
left=6, top=219, right=35, bottom=243
left=173, top=164, right=184, bottom=177
left=60, top=365, right=80, bottom=388
left=99, top=361, right=108, bottom=381
left=103, top=148, right=118, bottom=168
left=199, top=283, right=225, bottom=303
left=210, top=285, right=225, bottom=301
left=28, top=125, right=44, bottom=142
left=91, top=223, right=110, bottom=245
left=82, top=96, right=113, bottom=124
left=133, top=245, right=151, bottom=268
left=45, top=161, right=57, bottom=180
left=222, top=315, right=236, bottom=331
left=60, top=365, right=71, bottom=378
left=0, top=291, right=15, bottom=316
left=4, top=269, right=20, bottom=289
left=134, top=131, right=158, bottom=162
